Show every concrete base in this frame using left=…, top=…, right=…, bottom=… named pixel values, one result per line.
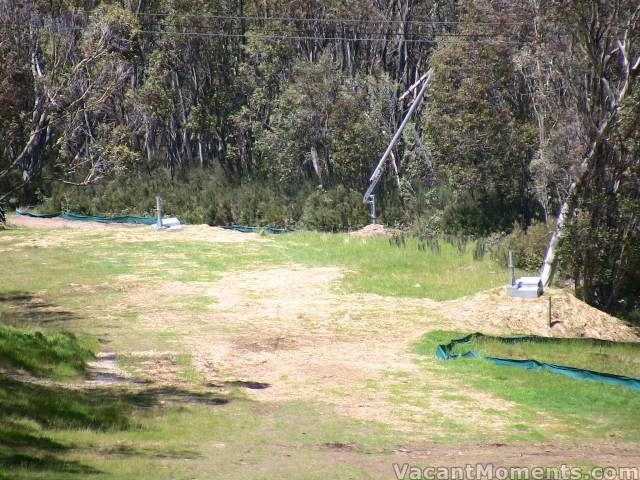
left=507, top=277, right=543, bottom=298
left=153, top=216, right=183, bottom=231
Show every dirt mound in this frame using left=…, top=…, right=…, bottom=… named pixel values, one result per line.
left=7, top=212, right=137, bottom=230
left=7, top=213, right=264, bottom=244
left=350, top=223, right=389, bottom=237
left=435, top=287, right=639, bottom=342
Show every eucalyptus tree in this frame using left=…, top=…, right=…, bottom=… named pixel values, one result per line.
left=0, top=4, right=139, bottom=202
left=537, top=1, right=640, bottom=288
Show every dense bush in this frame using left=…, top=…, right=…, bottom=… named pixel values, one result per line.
left=300, top=185, right=368, bottom=231
left=558, top=198, right=640, bottom=319
left=487, top=221, right=554, bottom=272
left=40, top=169, right=314, bottom=228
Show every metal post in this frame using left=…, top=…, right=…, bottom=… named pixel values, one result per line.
left=508, top=250, right=515, bottom=286
left=156, top=195, right=163, bottom=228
left=363, top=69, right=433, bottom=207
left=368, top=195, right=376, bottom=224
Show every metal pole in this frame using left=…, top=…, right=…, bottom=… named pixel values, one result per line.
left=156, top=195, right=163, bottom=228
left=399, top=72, right=430, bottom=101
left=369, top=195, right=376, bottom=224
left=363, top=69, right=433, bottom=206
left=508, top=250, right=515, bottom=286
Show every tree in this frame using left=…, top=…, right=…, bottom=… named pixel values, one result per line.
left=256, top=53, right=392, bottom=187
left=0, top=4, right=139, bottom=202
left=424, top=2, right=537, bottom=235
left=538, top=1, right=640, bottom=287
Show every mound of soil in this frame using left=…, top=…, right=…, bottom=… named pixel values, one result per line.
left=350, top=223, right=389, bottom=237
left=6, top=213, right=263, bottom=244
left=435, top=287, right=639, bottom=342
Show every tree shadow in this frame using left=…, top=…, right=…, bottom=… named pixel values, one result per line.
left=0, top=291, right=79, bottom=327
left=100, top=443, right=202, bottom=459
left=0, top=375, right=231, bottom=477
left=206, top=380, right=271, bottom=390
left=225, top=380, right=271, bottom=390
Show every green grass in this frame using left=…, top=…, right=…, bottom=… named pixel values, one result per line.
left=271, top=232, right=508, bottom=300
left=0, top=325, right=93, bottom=379
left=0, top=227, right=509, bottom=301
left=450, top=335, right=640, bottom=379
left=414, top=331, right=640, bottom=440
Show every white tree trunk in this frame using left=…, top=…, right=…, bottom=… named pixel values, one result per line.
left=540, top=182, right=574, bottom=286
left=389, top=151, right=402, bottom=191
left=309, top=147, right=323, bottom=181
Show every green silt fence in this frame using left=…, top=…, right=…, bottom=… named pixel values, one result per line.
left=436, top=333, right=640, bottom=390
left=16, top=209, right=157, bottom=225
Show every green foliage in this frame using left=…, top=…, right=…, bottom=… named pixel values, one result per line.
left=41, top=169, right=313, bottom=228
left=424, top=21, right=538, bottom=235
left=404, top=187, right=446, bottom=239
left=0, top=326, right=92, bottom=379
left=553, top=79, right=640, bottom=319
left=487, top=221, right=554, bottom=272
left=299, top=186, right=367, bottom=231
left=256, top=54, right=393, bottom=187
left=559, top=203, right=640, bottom=319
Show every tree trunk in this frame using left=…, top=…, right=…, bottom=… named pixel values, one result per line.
left=389, top=151, right=401, bottom=191
left=539, top=185, right=573, bottom=286
left=309, top=147, right=323, bottom=182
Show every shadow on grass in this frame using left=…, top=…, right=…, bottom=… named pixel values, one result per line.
left=224, top=380, right=271, bottom=390
left=0, top=376, right=230, bottom=476
left=0, top=291, right=79, bottom=328
left=99, top=443, right=202, bottom=459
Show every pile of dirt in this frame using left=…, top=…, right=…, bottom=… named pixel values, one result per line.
left=350, top=223, right=389, bottom=237
left=435, top=287, right=639, bottom=342
left=6, top=213, right=265, bottom=244
left=7, top=212, right=134, bottom=230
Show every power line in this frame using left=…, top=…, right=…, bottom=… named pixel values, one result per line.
left=0, top=21, right=526, bottom=46
left=135, top=22, right=507, bottom=39
left=135, top=28, right=521, bottom=45
left=76, top=10, right=516, bottom=28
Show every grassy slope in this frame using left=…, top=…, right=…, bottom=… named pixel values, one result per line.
left=0, top=326, right=93, bottom=378
left=451, top=335, right=640, bottom=379
left=0, top=225, right=638, bottom=478
left=1, top=227, right=427, bottom=478
left=414, top=331, right=640, bottom=441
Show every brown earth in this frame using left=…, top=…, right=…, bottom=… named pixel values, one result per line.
left=116, top=264, right=637, bottom=442
left=351, top=223, right=390, bottom=237
left=7, top=212, right=265, bottom=244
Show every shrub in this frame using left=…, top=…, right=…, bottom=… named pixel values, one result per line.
left=40, top=169, right=313, bottom=228
left=300, top=185, right=368, bottom=231
left=487, top=221, right=554, bottom=271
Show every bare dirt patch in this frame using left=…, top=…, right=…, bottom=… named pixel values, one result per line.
left=121, top=267, right=556, bottom=437
left=113, top=263, right=637, bottom=439
left=326, top=439, right=640, bottom=477
left=86, top=351, right=140, bottom=386
left=108, top=224, right=267, bottom=244
left=6, top=213, right=266, bottom=244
